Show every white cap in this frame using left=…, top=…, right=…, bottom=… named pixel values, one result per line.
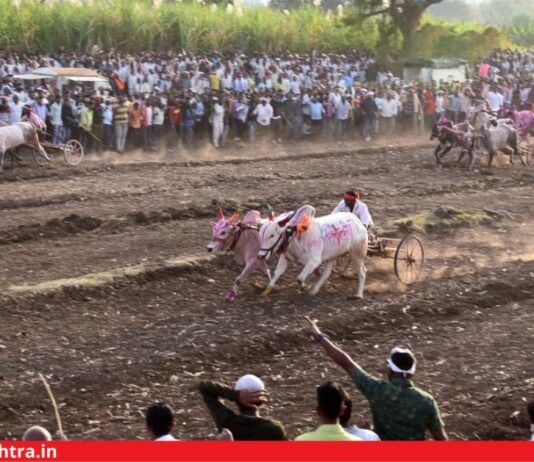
left=234, top=374, right=265, bottom=391
left=387, top=347, right=417, bottom=375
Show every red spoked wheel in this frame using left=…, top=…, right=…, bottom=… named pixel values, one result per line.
left=394, top=235, right=425, bottom=285
left=63, top=139, right=84, bottom=166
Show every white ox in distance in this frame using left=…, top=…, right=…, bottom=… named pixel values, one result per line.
left=258, top=205, right=368, bottom=299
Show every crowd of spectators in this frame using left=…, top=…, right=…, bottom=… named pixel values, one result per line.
left=0, top=49, right=533, bottom=155
left=0, top=50, right=534, bottom=153
left=19, top=318, right=534, bottom=442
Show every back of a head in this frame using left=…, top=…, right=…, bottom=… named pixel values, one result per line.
left=391, top=352, right=415, bottom=372
left=317, top=382, right=345, bottom=421
left=22, top=426, right=52, bottom=441
left=146, top=403, right=174, bottom=438
left=388, top=347, right=417, bottom=378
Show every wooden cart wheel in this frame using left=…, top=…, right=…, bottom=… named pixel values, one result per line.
left=33, top=146, right=50, bottom=166
left=394, top=235, right=424, bottom=285
left=63, top=139, right=84, bottom=166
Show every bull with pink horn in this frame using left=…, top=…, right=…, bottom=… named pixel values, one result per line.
left=206, top=205, right=272, bottom=302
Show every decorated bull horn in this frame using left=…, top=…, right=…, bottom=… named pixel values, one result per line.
left=229, top=213, right=239, bottom=224
left=266, top=204, right=275, bottom=221
left=296, top=214, right=311, bottom=233
left=217, top=206, right=224, bottom=220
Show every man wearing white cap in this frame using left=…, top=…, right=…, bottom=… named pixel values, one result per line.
left=304, top=317, right=447, bottom=441
left=199, top=375, right=287, bottom=440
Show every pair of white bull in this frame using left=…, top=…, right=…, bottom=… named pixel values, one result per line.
left=207, top=205, right=368, bottom=301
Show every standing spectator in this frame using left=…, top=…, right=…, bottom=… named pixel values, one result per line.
left=129, top=101, right=144, bottom=148
left=50, top=96, right=63, bottom=144
left=92, top=98, right=104, bottom=153
left=79, top=99, right=94, bottom=152
left=102, top=100, right=113, bottom=151
left=308, top=95, right=324, bottom=136
left=143, top=99, right=154, bottom=150
left=0, top=97, right=10, bottom=124
left=152, top=101, right=165, bottom=149
left=114, top=95, right=130, bottom=153
left=210, top=97, right=225, bottom=149
left=434, top=90, right=447, bottom=121
left=402, top=86, right=422, bottom=134
left=9, top=94, right=24, bottom=124
left=303, top=317, right=447, bottom=441
left=182, top=101, right=196, bottom=149
left=295, top=382, right=361, bottom=441
left=252, top=98, right=273, bottom=143
left=487, top=85, right=504, bottom=114
left=422, top=89, right=436, bottom=129
left=446, top=91, right=461, bottom=123
left=336, top=95, right=351, bottom=140
left=380, top=92, right=398, bottom=135
left=146, top=403, right=177, bottom=441
left=199, top=375, right=287, bottom=441
left=361, top=91, right=378, bottom=143
left=61, top=98, right=75, bottom=142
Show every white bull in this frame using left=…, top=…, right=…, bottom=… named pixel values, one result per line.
left=0, top=122, right=49, bottom=172
left=258, top=205, right=368, bottom=299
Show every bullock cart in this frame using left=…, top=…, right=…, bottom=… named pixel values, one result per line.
left=32, top=138, right=85, bottom=166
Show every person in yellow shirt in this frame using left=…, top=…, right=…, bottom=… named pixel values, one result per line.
left=79, top=99, right=94, bottom=152
left=209, top=70, right=221, bottom=91
left=295, top=382, right=361, bottom=441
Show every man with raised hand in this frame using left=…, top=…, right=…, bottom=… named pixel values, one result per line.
left=303, top=317, right=447, bottom=441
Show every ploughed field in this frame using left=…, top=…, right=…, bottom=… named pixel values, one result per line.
left=0, top=142, right=533, bottom=441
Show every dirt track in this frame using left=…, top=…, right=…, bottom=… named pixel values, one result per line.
left=0, top=140, right=533, bottom=441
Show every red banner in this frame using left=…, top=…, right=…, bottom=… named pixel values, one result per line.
left=0, top=442, right=532, bottom=462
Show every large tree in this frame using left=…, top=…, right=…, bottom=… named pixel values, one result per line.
left=355, top=0, right=445, bottom=59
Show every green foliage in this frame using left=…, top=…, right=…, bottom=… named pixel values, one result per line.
left=415, top=15, right=514, bottom=61
left=0, top=0, right=530, bottom=59
left=506, top=17, right=534, bottom=47
left=0, top=0, right=377, bottom=53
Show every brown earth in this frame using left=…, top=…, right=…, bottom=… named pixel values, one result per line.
left=0, top=139, right=533, bottom=441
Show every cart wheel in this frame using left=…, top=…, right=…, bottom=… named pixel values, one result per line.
left=33, top=147, right=50, bottom=166
left=64, top=139, right=84, bottom=166
left=394, top=235, right=424, bottom=285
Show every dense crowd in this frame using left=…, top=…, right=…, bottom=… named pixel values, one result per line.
left=17, top=318, right=534, bottom=442
left=0, top=49, right=533, bottom=154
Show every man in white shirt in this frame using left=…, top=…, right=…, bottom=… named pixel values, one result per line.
left=380, top=92, right=398, bottom=135
left=486, top=86, right=504, bottom=113
left=9, top=94, right=24, bottom=124
left=211, top=97, right=225, bottom=148
left=50, top=95, right=63, bottom=144
left=332, top=190, right=373, bottom=229
left=252, top=98, right=273, bottom=143
left=101, top=100, right=113, bottom=150
left=146, top=403, right=177, bottom=441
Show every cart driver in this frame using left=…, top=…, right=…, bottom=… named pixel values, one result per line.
left=332, top=190, right=374, bottom=236
left=22, top=104, right=47, bottom=133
